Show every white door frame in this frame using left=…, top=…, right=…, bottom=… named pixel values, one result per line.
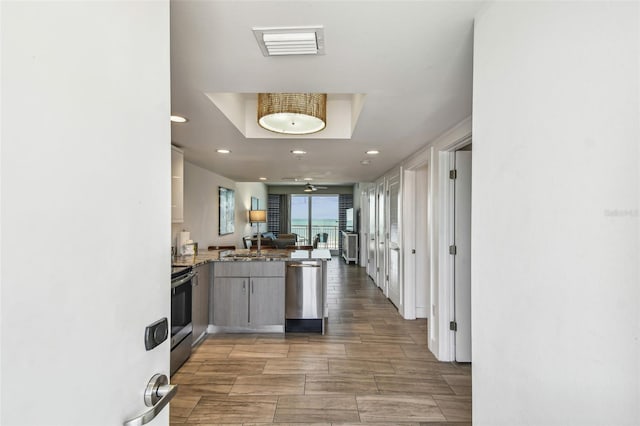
left=367, top=185, right=377, bottom=280
left=453, top=150, right=472, bottom=362
left=376, top=178, right=386, bottom=292
left=402, top=168, right=417, bottom=320
left=359, top=188, right=368, bottom=267
left=386, top=171, right=402, bottom=310
left=402, top=159, right=430, bottom=320
left=436, top=136, right=472, bottom=361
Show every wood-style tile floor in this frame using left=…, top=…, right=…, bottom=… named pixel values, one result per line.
left=170, top=257, right=471, bottom=425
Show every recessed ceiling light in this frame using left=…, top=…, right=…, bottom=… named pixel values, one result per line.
left=361, top=159, right=371, bottom=165
left=303, top=177, right=313, bottom=181
left=259, top=177, right=267, bottom=181
left=170, top=115, right=188, bottom=123
left=366, top=150, right=380, bottom=155
left=216, top=149, right=231, bottom=154
left=291, top=150, right=307, bottom=155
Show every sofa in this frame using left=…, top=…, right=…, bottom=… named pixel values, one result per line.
left=244, top=232, right=276, bottom=249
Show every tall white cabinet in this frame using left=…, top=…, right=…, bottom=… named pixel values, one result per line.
left=171, top=145, right=184, bottom=223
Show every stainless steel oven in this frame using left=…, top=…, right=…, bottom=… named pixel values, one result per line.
left=170, top=266, right=196, bottom=375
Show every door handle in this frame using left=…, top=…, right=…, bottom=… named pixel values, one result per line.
left=251, top=280, right=254, bottom=294
left=123, top=374, right=177, bottom=426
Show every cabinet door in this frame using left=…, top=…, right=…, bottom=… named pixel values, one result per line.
left=213, top=277, right=248, bottom=327
left=249, top=277, right=284, bottom=326
left=171, top=146, right=184, bottom=223
left=192, top=263, right=210, bottom=343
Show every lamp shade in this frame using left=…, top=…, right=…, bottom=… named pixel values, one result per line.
left=257, top=93, right=326, bottom=135
left=249, top=209, right=267, bottom=223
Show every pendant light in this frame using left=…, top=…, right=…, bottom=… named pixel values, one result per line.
left=257, top=93, right=327, bottom=135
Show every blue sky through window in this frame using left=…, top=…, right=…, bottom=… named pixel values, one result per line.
left=291, top=195, right=338, bottom=223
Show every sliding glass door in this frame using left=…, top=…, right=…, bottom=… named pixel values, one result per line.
left=291, top=195, right=310, bottom=241
left=291, top=195, right=339, bottom=249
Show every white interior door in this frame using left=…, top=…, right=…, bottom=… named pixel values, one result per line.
left=415, top=164, right=430, bottom=319
left=387, top=175, right=401, bottom=307
left=376, top=181, right=386, bottom=290
left=368, top=187, right=377, bottom=280
left=454, top=150, right=472, bottom=362
left=1, top=2, right=173, bottom=424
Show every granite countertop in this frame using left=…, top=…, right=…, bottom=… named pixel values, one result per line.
left=172, top=248, right=332, bottom=267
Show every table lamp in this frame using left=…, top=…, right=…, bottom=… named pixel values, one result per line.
left=249, top=209, right=267, bottom=255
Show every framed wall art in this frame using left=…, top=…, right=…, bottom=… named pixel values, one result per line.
left=219, top=186, right=235, bottom=235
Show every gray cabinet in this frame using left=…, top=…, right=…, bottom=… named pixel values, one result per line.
left=192, top=262, right=210, bottom=345
left=213, top=262, right=285, bottom=329
left=250, top=277, right=285, bottom=325
left=213, top=277, right=249, bottom=327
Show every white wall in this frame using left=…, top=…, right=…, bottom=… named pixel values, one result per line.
left=473, top=2, right=639, bottom=425
left=236, top=181, right=269, bottom=240
left=173, top=161, right=267, bottom=250
left=1, top=1, right=171, bottom=424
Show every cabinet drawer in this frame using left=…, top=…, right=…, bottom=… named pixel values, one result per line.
left=214, top=262, right=251, bottom=277
left=250, top=261, right=285, bottom=277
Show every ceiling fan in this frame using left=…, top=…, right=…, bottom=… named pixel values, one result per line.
left=304, top=183, right=328, bottom=192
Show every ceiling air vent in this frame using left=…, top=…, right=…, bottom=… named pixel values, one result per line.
left=252, top=26, right=325, bottom=57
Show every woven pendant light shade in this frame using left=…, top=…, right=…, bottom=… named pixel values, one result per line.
left=257, top=93, right=327, bottom=135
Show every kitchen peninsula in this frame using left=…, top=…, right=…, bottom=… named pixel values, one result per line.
left=173, top=248, right=331, bottom=336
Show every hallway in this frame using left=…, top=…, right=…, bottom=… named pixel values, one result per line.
left=170, top=258, right=472, bottom=425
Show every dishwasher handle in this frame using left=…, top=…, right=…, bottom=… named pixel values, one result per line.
left=287, top=263, right=321, bottom=268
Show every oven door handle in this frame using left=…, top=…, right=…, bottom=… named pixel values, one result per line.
left=171, top=271, right=197, bottom=289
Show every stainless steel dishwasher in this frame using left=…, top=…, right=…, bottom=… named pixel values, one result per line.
left=285, top=260, right=324, bottom=333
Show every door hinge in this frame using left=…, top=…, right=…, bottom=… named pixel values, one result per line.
left=449, top=245, right=457, bottom=255
left=377, top=267, right=380, bottom=272
left=449, top=169, right=457, bottom=179
left=411, top=249, right=416, bottom=254
left=386, top=275, right=389, bottom=281
left=450, top=321, right=457, bottom=331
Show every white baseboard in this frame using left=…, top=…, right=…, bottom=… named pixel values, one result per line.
left=416, top=306, right=428, bottom=318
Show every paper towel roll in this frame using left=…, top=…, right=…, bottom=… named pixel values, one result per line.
left=177, top=231, right=190, bottom=255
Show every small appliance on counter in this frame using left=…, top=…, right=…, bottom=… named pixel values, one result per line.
left=177, top=230, right=196, bottom=256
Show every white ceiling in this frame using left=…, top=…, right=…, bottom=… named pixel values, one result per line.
left=170, top=0, right=485, bottom=185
